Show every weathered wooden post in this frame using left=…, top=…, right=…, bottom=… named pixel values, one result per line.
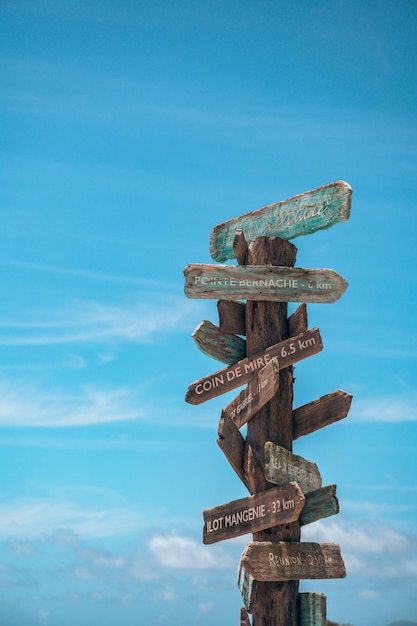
left=184, top=181, right=353, bottom=625
left=245, top=235, right=299, bottom=625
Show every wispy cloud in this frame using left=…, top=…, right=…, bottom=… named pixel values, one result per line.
left=0, top=295, right=200, bottom=347
left=5, top=55, right=414, bottom=147
left=303, top=519, right=417, bottom=580
left=148, top=534, right=235, bottom=570
left=343, top=499, right=416, bottom=516
left=351, top=393, right=417, bottom=422
left=0, top=258, right=172, bottom=287
left=0, top=378, right=144, bottom=427
left=0, top=496, right=142, bottom=540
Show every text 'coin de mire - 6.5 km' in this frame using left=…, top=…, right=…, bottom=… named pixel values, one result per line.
left=183, top=181, right=353, bottom=626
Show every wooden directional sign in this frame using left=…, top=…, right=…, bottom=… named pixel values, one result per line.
left=240, top=541, right=346, bottom=582
left=203, top=482, right=305, bottom=544
left=223, top=358, right=279, bottom=428
left=209, top=181, right=352, bottom=262
left=217, top=412, right=249, bottom=490
left=264, top=442, right=322, bottom=494
left=184, top=264, right=348, bottom=304
left=293, top=389, right=353, bottom=440
left=192, top=320, right=246, bottom=364
left=300, top=485, right=339, bottom=526
left=185, top=328, right=322, bottom=405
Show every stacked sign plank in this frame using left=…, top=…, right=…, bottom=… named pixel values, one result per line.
left=184, top=181, right=353, bottom=625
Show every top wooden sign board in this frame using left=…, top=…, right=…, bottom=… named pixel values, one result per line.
left=209, top=181, right=352, bottom=262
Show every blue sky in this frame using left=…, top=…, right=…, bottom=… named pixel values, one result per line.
left=1, top=1, right=416, bottom=625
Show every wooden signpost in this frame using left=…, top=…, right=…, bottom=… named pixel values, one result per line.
left=183, top=181, right=352, bottom=625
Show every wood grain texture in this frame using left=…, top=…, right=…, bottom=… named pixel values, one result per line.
left=184, top=264, right=348, bottom=304
left=218, top=300, right=246, bottom=335
left=223, top=358, right=279, bottom=428
left=192, top=320, right=246, bottom=364
left=240, top=607, right=251, bottom=626
left=264, top=442, right=322, bottom=494
left=203, top=482, right=305, bottom=544
left=293, top=390, right=352, bottom=439
left=244, top=237, right=300, bottom=626
left=209, top=181, right=352, bottom=262
left=240, top=541, right=346, bottom=582
left=300, top=485, right=339, bottom=526
left=217, top=412, right=249, bottom=490
left=288, top=303, right=308, bottom=336
left=233, top=228, right=249, bottom=265
left=299, top=592, right=327, bottom=626
left=185, top=327, right=322, bottom=405
left=217, top=300, right=307, bottom=338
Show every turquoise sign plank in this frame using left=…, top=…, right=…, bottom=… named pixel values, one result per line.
left=299, top=592, right=327, bottom=626
left=192, top=320, right=246, bottom=364
left=209, top=181, right=352, bottom=262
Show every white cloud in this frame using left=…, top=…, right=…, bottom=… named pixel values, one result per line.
left=0, top=296, right=198, bottom=347
left=351, top=393, right=417, bottom=422
left=302, top=519, right=417, bottom=579
left=344, top=499, right=416, bottom=514
left=303, top=519, right=412, bottom=553
left=0, top=258, right=166, bottom=287
left=154, top=589, right=178, bottom=603
left=359, top=589, right=381, bottom=600
left=0, top=378, right=143, bottom=427
left=149, top=534, right=235, bottom=570
left=0, top=497, right=142, bottom=540
left=49, top=530, right=162, bottom=585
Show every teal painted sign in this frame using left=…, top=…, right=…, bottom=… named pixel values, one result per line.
left=209, top=180, right=352, bottom=262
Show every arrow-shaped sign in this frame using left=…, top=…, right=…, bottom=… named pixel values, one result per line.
left=300, top=484, right=339, bottom=526
left=240, top=541, right=346, bottom=582
left=293, top=390, right=353, bottom=439
left=184, top=264, right=348, bottom=304
left=185, top=328, right=322, bottom=405
left=223, top=358, right=279, bottom=428
left=203, top=482, right=305, bottom=544
left=264, top=442, right=322, bottom=494
left=209, top=180, right=352, bottom=262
